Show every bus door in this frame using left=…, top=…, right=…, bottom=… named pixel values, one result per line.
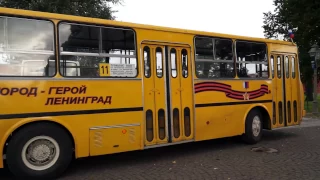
left=287, top=54, right=300, bottom=125
left=142, top=42, right=194, bottom=147
left=271, top=53, right=300, bottom=128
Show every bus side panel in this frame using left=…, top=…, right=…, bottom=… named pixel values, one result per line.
left=0, top=79, right=143, bottom=158
left=194, top=80, right=272, bottom=141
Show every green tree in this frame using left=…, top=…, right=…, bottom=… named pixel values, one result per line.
left=262, top=0, right=320, bottom=101
left=0, top=0, right=122, bottom=19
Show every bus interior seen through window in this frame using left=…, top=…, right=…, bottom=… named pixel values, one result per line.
left=59, top=23, right=136, bottom=78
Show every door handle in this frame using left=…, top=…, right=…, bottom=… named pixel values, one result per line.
left=149, top=89, right=155, bottom=95
left=151, top=89, right=160, bottom=94
left=177, top=88, right=184, bottom=92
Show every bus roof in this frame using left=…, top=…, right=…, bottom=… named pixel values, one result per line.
left=0, top=7, right=295, bottom=46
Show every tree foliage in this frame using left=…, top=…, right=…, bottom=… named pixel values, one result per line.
left=263, top=0, right=320, bottom=45
left=263, top=0, right=320, bottom=100
left=0, top=0, right=122, bottom=19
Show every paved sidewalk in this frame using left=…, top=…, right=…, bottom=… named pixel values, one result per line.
left=1, top=118, right=320, bottom=180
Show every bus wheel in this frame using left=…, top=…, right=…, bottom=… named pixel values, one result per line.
left=242, top=109, right=263, bottom=144
left=6, top=122, right=73, bottom=179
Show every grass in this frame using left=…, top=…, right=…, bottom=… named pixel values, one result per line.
left=304, top=94, right=320, bottom=113
left=304, top=94, right=320, bottom=118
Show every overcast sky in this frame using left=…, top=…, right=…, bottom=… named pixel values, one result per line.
left=112, top=0, right=275, bottom=38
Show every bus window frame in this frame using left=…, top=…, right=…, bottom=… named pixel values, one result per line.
left=234, top=40, right=269, bottom=79
left=193, top=35, right=236, bottom=79
left=0, top=15, right=57, bottom=78
left=57, top=20, right=139, bottom=79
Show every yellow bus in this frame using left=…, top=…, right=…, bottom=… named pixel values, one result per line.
left=0, top=7, right=305, bottom=179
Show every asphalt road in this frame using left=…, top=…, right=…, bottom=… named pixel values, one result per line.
left=1, top=118, right=320, bottom=180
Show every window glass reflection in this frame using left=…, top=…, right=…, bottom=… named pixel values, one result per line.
left=0, top=16, right=55, bottom=77
left=7, top=17, right=54, bottom=51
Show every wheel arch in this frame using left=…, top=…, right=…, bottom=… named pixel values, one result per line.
left=243, top=104, right=272, bottom=131
left=2, top=119, right=77, bottom=162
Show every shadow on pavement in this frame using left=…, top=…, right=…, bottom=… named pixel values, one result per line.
left=262, top=128, right=299, bottom=142
left=0, top=167, right=11, bottom=179
left=0, top=129, right=297, bottom=179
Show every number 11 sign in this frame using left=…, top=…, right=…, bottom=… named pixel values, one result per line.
left=99, top=63, right=110, bottom=76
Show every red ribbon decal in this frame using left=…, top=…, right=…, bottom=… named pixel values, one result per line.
left=194, top=82, right=269, bottom=100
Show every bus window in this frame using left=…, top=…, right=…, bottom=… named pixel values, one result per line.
left=236, top=41, right=268, bottom=78
left=277, top=56, right=281, bottom=78
left=156, top=47, right=163, bottom=78
left=144, top=46, right=151, bottom=78
left=195, top=37, right=234, bottom=78
left=170, top=48, right=177, bottom=78
left=181, top=49, right=188, bottom=78
left=292, top=57, right=296, bottom=78
left=0, top=17, right=4, bottom=48
left=271, top=55, right=274, bottom=78
left=59, top=23, right=137, bottom=78
left=101, top=27, right=136, bottom=68
left=285, top=56, right=289, bottom=78
left=0, top=16, right=55, bottom=77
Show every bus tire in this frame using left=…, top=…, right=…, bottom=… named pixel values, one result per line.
left=6, top=122, right=73, bottom=179
left=242, top=109, right=263, bottom=144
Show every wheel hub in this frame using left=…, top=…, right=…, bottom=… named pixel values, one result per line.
left=252, top=116, right=261, bottom=137
left=22, top=136, right=60, bottom=171
left=29, top=141, right=53, bottom=163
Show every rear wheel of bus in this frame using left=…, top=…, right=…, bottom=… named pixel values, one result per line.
left=5, top=122, right=73, bottom=179
left=242, top=108, right=263, bottom=144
